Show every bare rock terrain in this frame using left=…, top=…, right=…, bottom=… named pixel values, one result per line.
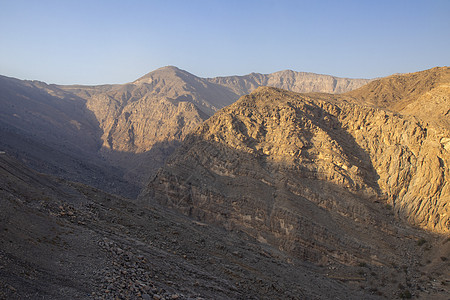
left=1, top=66, right=449, bottom=299
left=1, top=66, right=369, bottom=190
left=145, top=68, right=450, bottom=234
left=0, top=153, right=390, bottom=300
left=0, top=66, right=370, bottom=194
left=346, top=66, right=450, bottom=129
left=209, top=69, right=370, bottom=95
left=60, top=66, right=370, bottom=185
left=143, top=69, right=450, bottom=298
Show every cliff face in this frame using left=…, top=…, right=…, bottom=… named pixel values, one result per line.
left=209, top=69, right=371, bottom=95
left=143, top=84, right=449, bottom=266
left=337, top=104, right=449, bottom=233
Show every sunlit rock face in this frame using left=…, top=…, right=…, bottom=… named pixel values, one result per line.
left=144, top=72, right=449, bottom=265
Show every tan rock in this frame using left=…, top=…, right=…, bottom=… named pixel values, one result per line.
left=143, top=72, right=449, bottom=266
left=61, top=66, right=369, bottom=185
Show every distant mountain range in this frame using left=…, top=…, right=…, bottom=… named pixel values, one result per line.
left=0, top=66, right=370, bottom=194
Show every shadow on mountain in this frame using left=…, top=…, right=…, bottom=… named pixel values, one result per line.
left=0, top=75, right=193, bottom=199
left=139, top=126, right=450, bottom=296
left=99, top=139, right=182, bottom=189
left=0, top=76, right=141, bottom=198
left=1, top=152, right=386, bottom=300
left=0, top=122, right=140, bottom=198
left=301, top=101, right=382, bottom=195
left=142, top=132, right=390, bottom=267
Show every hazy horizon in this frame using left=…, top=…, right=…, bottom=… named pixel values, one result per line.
left=1, top=0, right=449, bottom=85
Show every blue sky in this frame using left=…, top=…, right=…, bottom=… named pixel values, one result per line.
left=0, top=0, right=449, bottom=84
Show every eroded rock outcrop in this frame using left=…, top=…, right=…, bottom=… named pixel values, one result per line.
left=143, top=82, right=449, bottom=266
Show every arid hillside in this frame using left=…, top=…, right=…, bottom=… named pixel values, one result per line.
left=346, top=66, right=450, bottom=129
left=61, top=67, right=370, bottom=185
left=143, top=70, right=450, bottom=298
left=0, top=66, right=449, bottom=299
left=144, top=75, right=449, bottom=232
left=0, top=66, right=370, bottom=192
left=0, top=153, right=388, bottom=300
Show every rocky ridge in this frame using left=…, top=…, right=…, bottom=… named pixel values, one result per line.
left=145, top=69, right=449, bottom=235
left=346, top=66, right=450, bottom=130
left=142, top=76, right=450, bottom=297
left=209, top=69, right=370, bottom=95
left=0, top=66, right=371, bottom=193
left=58, top=66, right=370, bottom=185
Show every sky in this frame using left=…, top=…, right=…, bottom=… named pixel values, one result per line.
left=0, top=0, right=449, bottom=85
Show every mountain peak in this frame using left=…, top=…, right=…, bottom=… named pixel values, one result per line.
left=133, top=66, right=193, bottom=84
left=155, top=65, right=183, bottom=72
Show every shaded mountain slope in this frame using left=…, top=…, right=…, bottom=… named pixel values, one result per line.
left=0, top=75, right=137, bottom=197
left=0, top=153, right=388, bottom=300
left=59, top=66, right=235, bottom=184
left=1, top=66, right=449, bottom=299
left=0, top=66, right=370, bottom=193
left=59, top=66, right=370, bottom=185
left=0, top=75, right=100, bottom=152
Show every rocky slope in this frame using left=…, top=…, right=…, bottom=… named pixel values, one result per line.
left=144, top=69, right=449, bottom=234
left=142, top=76, right=449, bottom=297
left=63, top=67, right=369, bottom=155
left=1, top=66, right=449, bottom=299
left=61, top=67, right=236, bottom=153
left=346, top=66, right=450, bottom=129
left=0, top=152, right=392, bottom=300
left=0, top=66, right=370, bottom=192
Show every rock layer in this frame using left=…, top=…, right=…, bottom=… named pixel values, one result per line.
left=210, top=69, right=370, bottom=95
